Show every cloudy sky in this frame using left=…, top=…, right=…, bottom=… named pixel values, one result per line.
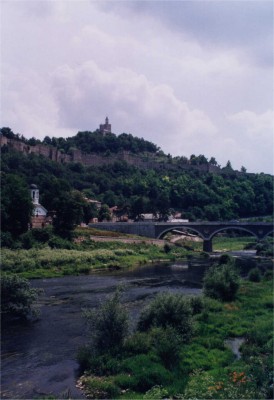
left=1, top=0, right=273, bottom=173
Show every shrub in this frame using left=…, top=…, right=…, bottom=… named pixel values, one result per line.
left=150, top=326, right=182, bottom=369
left=83, top=288, right=129, bottom=355
left=123, top=332, right=151, bottom=356
left=1, top=231, right=15, bottom=248
left=203, top=262, right=240, bottom=301
left=137, top=292, right=193, bottom=343
left=189, top=295, right=204, bottom=315
left=248, top=267, right=262, bottom=282
left=143, top=385, right=169, bottom=399
left=48, top=236, right=74, bottom=249
left=1, top=273, right=40, bottom=320
left=77, top=350, right=122, bottom=376
left=163, top=243, right=172, bottom=253
left=218, top=253, right=233, bottom=265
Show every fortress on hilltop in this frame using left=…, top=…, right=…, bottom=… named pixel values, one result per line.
left=98, top=117, right=111, bottom=135
left=0, top=121, right=227, bottom=174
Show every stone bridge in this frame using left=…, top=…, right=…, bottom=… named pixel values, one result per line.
left=89, top=221, right=273, bottom=252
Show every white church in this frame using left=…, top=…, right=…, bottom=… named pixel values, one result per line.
left=30, top=184, right=48, bottom=228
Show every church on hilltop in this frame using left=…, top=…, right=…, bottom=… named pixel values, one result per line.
left=99, top=117, right=111, bottom=135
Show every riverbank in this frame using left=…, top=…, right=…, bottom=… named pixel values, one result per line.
left=2, top=227, right=262, bottom=280
left=78, top=275, right=273, bottom=400
left=1, top=240, right=192, bottom=279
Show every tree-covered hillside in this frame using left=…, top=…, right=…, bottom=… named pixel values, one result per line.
left=1, top=143, right=273, bottom=228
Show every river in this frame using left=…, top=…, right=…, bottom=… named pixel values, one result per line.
left=1, top=261, right=207, bottom=399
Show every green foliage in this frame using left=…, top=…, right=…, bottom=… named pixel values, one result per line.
left=180, top=369, right=257, bottom=399
left=255, top=239, right=274, bottom=257
left=52, top=190, right=86, bottom=237
left=137, top=292, right=193, bottom=343
left=150, top=326, right=182, bottom=369
left=1, top=273, right=40, bottom=320
left=123, top=332, right=152, bottom=356
left=1, top=134, right=273, bottom=232
left=98, top=204, right=111, bottom=221
left=248, top=267, right=262, bottom=282
left=80, top=375, right=120, bottom=399
left=83, top=289, right=129, bottom=355
left=203, top=262, right=240, bottom=302
left=77, top=349, right=122, bottom=376
left=1, top=173, right=33, bottom=238
left=122, top=354, right=172, bottom=392
left=143, top=385, right=169, bottom=399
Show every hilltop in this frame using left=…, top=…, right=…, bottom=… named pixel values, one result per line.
left=1, top=126, right=225, bottom=174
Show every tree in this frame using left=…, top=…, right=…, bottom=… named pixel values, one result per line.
left=130, top=196, right=146, bottom=220
left=98, top=204, right=111, bottom=222
left=1, top=174, right=33, bottom=238
left=52, top=190, right=85, bottom=237
left=1, top=274, right=40, bottom=320
left=83, top=202, right=98, bottom=224
left=83, top=289, right=129, bottom=354
left=203, top=261, right=240, bottom=301
left=137, top=292, right=193, bottom=343
left=225, top=160, right=233, bottom=170
left=209, top=156, right=218, bottom=166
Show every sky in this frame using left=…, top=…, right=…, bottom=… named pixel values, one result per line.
left=1, top=0, right=273, bottom=173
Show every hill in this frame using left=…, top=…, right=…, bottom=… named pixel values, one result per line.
left=1, top=126, right=273, bottom=242
left=0, top=127, right=222, bottom=173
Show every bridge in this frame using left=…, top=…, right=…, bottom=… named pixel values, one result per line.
left=89, top=221, right=273, bottom=252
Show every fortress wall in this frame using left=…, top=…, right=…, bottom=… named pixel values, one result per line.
left=1, top=136, right=232, bottom=175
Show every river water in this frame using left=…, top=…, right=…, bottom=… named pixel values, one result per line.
left=1, top=261, right=207, bottom=399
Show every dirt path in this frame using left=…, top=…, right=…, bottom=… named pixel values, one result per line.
left=89, top=235, right=166, bottom=246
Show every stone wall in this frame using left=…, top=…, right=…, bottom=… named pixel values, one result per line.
left=1, top=135, right=236, bottom=175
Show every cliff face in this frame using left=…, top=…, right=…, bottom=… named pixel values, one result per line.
left=0, top=135, right=222, bottom=174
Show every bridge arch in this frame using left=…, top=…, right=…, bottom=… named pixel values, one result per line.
left=157, top=226, right=206, bottom=240
left=262, top=230, right=274, bottom=240
left=208, top=226, right=259, bottom=241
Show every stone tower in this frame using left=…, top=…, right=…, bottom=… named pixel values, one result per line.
left=99, top=117, right=111, bottom=134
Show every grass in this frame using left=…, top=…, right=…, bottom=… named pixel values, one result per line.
left=1, top=240, right=190, bottom=279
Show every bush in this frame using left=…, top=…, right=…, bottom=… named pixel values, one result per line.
left=137, top=292, right=193, bottom=343
left=248, top=267, right=262, bottom=282
left=1, top=231, right=15, bottom=248
left=1, top=273, right=40, bottom=320
left=150, top=326, right=182, bottom=369
left=143, top=385, right=169, bottom=399
left=189, top=295, right=204, bottom=315
left=163, top=243, right=172, bottom=253
left=77, top=350, right=122, bottom=376
left=123, top=332, right=151, bottom=356
left=203, top=262, right=240, bottom=301
left=83, top=288, right=129, bottom=355
left=48, top=236, right=74, bottom=249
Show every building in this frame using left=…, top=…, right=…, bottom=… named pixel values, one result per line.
left=30, top=184, right=48, bottom=228
left=99, top=117, right=111, bottom=134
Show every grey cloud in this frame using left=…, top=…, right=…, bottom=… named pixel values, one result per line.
left=100, top=0, right=273, bottom=67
